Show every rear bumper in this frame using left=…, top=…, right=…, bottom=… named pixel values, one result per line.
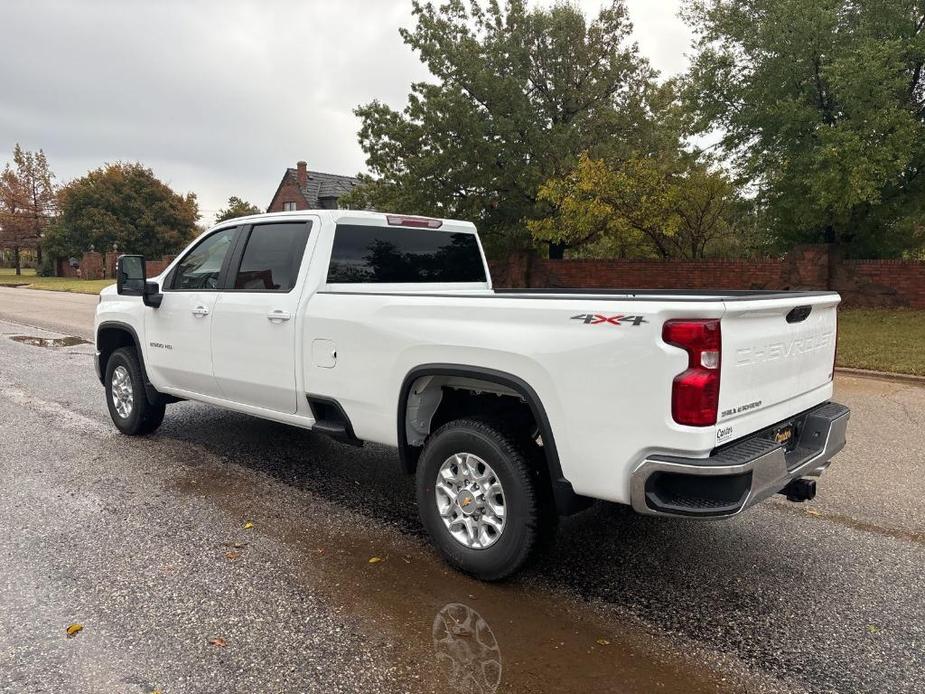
left=631, top=401, right=850, bottom=518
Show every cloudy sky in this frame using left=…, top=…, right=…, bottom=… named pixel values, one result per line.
left=0, top=0, right=691, bottom=224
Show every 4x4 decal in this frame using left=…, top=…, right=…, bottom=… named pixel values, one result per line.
left=571, top=314, right=648, bottom=326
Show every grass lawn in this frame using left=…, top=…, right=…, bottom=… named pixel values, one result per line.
left=0, top=267, right=113, bottom=294
left=837, top=309, right=925, bottom=376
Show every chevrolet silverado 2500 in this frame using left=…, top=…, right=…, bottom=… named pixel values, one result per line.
left=95, top=210, right=850, bottom=580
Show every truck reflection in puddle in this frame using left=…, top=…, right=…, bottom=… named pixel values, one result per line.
left=433, top=602, right=502, bottom=694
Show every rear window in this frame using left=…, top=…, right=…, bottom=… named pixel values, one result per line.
left=326, top=224, right=486, bottom=284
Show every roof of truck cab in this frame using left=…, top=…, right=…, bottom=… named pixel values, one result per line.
left=213, top=209, right=478, bottom=234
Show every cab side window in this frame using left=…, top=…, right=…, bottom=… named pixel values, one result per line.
left=171, top=227, right=236, bottom=290
left=231, top=222, right=311, bottom=292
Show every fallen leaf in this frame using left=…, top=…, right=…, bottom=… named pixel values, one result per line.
left=596, top=638, right=610, bottom=646
left=867, top=625, right=880, bottom=634
left=225, top=551, right=241, bottom=560
left=368, top=556, right=383, bottom=564
left=222, top=541, right=246, bottom=549
left=65, top=623, right=83, bottom=638
left=242, top=521, right=254, bottom=530
left=209, top=637, right=227, bottom=647
left=806, top=509, right=821, bottom=517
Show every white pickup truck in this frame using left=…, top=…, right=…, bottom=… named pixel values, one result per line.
left=96, top=210, right=849, bottom=579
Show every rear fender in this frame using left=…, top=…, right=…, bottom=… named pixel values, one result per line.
left=397, top=363, right=588, bottom=515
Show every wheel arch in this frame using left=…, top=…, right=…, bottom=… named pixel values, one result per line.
left=96, top=321, right=163, bottom=406
left=397, top=363, right=586, bottom=515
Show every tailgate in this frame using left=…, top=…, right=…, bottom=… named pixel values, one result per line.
left=718, top=293, right=839, bottom=426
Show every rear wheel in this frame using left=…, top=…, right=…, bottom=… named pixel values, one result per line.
left=105, top=346, right=166, bottom=435
left=416, top=418, right=551, bottom=581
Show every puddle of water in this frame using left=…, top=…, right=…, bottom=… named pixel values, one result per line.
left=10, top=335, right=90, bottom=348
left=170, top=466, right=749, bottom=694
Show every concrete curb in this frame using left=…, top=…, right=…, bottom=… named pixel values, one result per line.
left=835, top=367, right=925, bottom=386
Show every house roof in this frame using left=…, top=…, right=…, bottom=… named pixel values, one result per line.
left=283, top=167, right=359, bottom=207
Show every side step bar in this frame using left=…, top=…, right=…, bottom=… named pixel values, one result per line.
left=306, top=395, right=363, bottom=447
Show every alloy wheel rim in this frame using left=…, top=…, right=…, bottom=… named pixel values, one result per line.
left=435, top=453, right=506, bottom=549
left=111, top=365, right=134, bottom=418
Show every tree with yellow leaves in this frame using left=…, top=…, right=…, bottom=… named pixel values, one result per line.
left=529, top=152, right=742, bottom=259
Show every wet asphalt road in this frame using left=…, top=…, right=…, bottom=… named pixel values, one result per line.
left=0, top=296, right=923, bottom=693
left=0, top=287, right=97, bottom=339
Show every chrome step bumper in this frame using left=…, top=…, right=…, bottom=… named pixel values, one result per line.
left=630, top=402, right=850, bottom=518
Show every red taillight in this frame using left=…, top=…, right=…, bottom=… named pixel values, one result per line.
left=386, top=215, right=442, bottom=228
left=663, top=319, right=722, bottom=426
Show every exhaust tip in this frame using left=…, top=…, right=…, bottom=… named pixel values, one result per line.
left=779, top=478, right=817, bottom=503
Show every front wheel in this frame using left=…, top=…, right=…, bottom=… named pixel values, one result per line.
left=416, top=418, right=550, bottom=581
left=105, top=346, right=166, bottom=435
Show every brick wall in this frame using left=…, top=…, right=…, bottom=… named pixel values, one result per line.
left=146, top=256, right=176, bottom=276
left=53, top=241, right=925, bottom=308
left=57, top=252, right=176, bottom=280
left=511, top=257, right=788, bottom=291
left=833, top=259, right=925, bottom=309
left=490, top=245, right=925, bottom=309
left=56, top=252, right=106, bottom=279
left=105, top=251, right=118, bottom=278
left=56, top=259, right=78, bottom=278
left=80, top=251, right=104, bottom=279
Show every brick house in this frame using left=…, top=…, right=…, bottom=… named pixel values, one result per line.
left=267, top=160, right=359, bottom=212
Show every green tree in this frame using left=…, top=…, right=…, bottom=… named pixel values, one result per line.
left=0, top=144, right=56, bottom=274
left=215, top=195, right=261, bottom=223
left=683, top=0, right=925, bottom=257
left=342, top=0, right=656, bottom=258
left=529, top=152, right=742, bottom=259
left=46, top=162, right=199, bottom=260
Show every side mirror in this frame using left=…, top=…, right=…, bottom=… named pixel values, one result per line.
left=117, top=255, right=145, bottom=296
left=116, top=254, right=162, bottom=308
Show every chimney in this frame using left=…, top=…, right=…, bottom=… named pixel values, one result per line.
left=296, top=160, right=307, bottom=187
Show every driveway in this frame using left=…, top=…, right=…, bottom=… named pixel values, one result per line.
left=0, top=293, right=922, bottom=693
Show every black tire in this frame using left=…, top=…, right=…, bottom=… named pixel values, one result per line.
left=416, top=418, right=552, bottom=581
left=104, top=346, right=166, bottom=436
